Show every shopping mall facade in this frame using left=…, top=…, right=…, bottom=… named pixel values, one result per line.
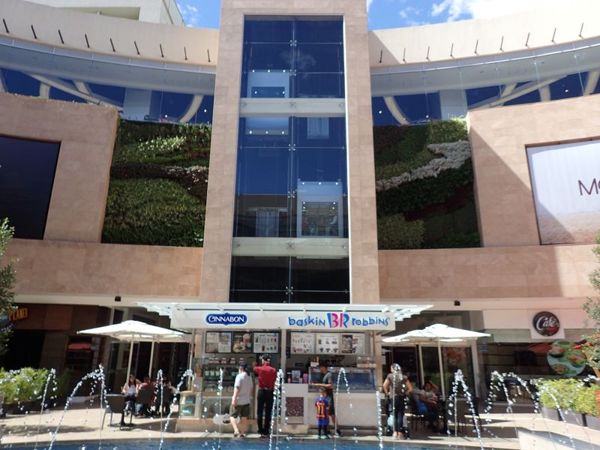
left=1, top=0, right=600, bottom=399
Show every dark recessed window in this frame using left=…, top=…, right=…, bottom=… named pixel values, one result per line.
left=0, top=136, right=61, bottom=239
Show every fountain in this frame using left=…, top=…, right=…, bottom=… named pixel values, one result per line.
left=268, top=368, right=285, bottom=450
left=48, top=367, right=106, bottom=450
left=159, top=368, right=194, bottom=450
left=4, top=362, right=600, bottom=450
left=446, top=369, right=484, bottom=449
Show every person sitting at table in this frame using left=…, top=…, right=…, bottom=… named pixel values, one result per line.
left=136, top=376, right=155, bottom=417
left=423, top=379, right=440, bottom=396
left=121, top=374, right=140, bottom=421
left=412, top=383, right=439, bottom=431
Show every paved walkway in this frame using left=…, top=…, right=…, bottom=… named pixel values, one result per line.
left=0, top=406, right=598, bottom=449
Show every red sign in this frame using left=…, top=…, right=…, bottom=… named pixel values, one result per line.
left=533, top=311, right=560, bottom=336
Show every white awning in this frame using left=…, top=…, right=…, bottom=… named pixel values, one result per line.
left=139, top=303, right=431, bottom=332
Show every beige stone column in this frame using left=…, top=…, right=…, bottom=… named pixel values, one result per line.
left=198, top=1, right=244, bottom=301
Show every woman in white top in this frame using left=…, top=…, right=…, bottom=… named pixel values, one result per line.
left=122, top=374, right=139, bottom=413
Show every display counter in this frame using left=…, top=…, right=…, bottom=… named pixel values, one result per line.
left=177, top=327, right=382, bottom=430
left=283, top=384, right=379, bottom=428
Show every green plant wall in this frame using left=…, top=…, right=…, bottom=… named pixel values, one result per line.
left=102, top=120, right=210, bottom=247
left=102, top=118, right=479, bottom=250
left=375, top=119, right=480, bottom=250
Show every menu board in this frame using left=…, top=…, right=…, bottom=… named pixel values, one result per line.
left=316, top=333, right=339, bottom=354
left=205, top=332, right=232, bottom=353
left=339, top=333, right=365, bottom=354
left=232, top=332, right=253, bottom=353
left=291, top=332, right=315, bottom=354
left=253, top=332, right=279, bottom=353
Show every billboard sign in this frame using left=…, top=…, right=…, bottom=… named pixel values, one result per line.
left=528, top=140, right=600, bottom=244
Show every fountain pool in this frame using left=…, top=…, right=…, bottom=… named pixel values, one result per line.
left=11, top=441, right=442, bottom=450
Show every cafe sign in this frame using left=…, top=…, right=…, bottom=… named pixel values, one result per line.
left=531, top=311, right=562, bottom=338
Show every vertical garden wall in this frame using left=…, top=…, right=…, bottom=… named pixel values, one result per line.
left=375, top=119, right=480, bottom=249
left=102, top=119, right=478, bottom=250
left=102, top=120, right=210, bottom=247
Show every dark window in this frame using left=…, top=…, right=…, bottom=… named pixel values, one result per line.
left=230, top=256, right=349, bottom=304
left=0, top=136, right=60, bottom=239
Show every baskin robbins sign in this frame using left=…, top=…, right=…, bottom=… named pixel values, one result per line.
left=287, top=311, right=394, bottom=331
left=172, top=309, right=396, bottom=331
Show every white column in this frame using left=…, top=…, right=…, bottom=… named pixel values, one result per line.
left=437, top=341, right=446, bottom=399
left=126, top=341, right=134, bottom=381
left=471, top=340, right=482, bottom=398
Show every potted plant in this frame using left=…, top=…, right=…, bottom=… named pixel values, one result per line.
left=537, top=379, right=562, bottom=421
left=0, top=368, right=49, bottom=414
left=576, top=384, right=600, bottom=431
left=536, top=379, right=582, bottom=422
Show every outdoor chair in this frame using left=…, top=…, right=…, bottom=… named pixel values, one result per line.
left=102, top=394, right=129, bottom=428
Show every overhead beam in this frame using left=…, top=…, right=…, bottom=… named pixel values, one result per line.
left=383, top=96, right=409, bottom=125
left=28, top=73, right=123, bottom=109
left=180, top=95, right=204, bottom=123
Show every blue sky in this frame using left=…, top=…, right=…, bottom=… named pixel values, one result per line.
left=175, top=0, right=561, bottom=29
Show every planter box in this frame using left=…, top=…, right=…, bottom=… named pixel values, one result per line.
left=563, top=410, right=585, bottom=426
left=585, top=414, right=600, bottom=431
left=3, top=400, right=41, bottom=415
left=541, top=406, right=561, bottom=421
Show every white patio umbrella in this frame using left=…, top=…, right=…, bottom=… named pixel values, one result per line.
left=382, top=324, right=490, bottom=399
left=78, top=320, right=188, bottom=381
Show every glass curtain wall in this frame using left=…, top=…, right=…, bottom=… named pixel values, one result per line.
left=230, top=17, right=349, bottom=304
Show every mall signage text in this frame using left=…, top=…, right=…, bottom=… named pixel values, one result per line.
left=173, top=309, right=395, bottom=331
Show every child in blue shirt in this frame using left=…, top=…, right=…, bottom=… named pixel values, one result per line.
left=315, top=387, right=330, bottom=439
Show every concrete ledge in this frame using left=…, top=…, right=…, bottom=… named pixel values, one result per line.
left=518, top=427, right=600, bottom=450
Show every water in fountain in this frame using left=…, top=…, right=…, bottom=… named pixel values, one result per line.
left=446, top=369, right=484, bottom=449
left=158, top=368, right=194, bottom=450
left=534, top=379, right=580, bottom=449
left=47, top=367, right=106, bottom=450
left=374, top=390, right=384, bottom=449
left=333, top=367, right=358, bottom=446
left=154, top=369, right=165, bottom=423
left=268, top=368, right=285, bottom=450
left=215, top=367, right=224, bottom=450
left=34, top=367, right=57, bottom=449
left=480, top=371, right=540, bottom=441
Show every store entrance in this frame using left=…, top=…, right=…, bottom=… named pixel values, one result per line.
left=1, top=330, right=44, bottom=369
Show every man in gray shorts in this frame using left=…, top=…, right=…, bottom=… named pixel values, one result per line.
left=230, top=361, right=253, bottom=437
